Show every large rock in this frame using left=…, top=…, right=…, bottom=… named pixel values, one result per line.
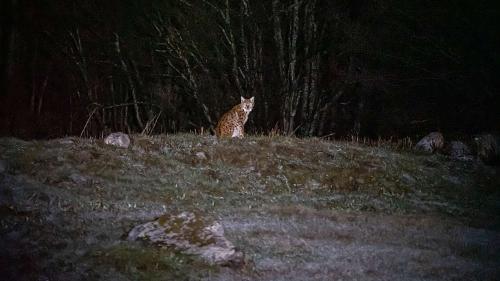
left=414, top=132, right=444, bottom=153
left=104, top=132, right=130, bottom=148
left=474, top=134, right=500, bottom=165
left=446, top=141, right=473, bottom=161
left=128, top=212, right=244, bottom=267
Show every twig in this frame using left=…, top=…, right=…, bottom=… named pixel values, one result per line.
left=141, top=111, right=162, bottom=135
left=319, top=133, right=335, bottom=139
left=80, top=106, right=99, bottom=138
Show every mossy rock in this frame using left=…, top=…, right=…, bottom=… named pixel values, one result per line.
left=128, top=212, right=244, bottom=267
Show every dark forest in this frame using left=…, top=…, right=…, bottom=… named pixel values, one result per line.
left=1, top=0, right=499, bottom=138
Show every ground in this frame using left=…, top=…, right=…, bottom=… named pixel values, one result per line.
left=0, top=134, right=499, bottom=280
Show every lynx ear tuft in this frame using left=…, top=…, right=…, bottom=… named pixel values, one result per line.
left=241, top=96, right=245, bottom=103
left=250, top=96, right=254, bottom=103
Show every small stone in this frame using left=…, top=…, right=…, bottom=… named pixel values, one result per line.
left=104, top=132, right=130, bottom=148
left=69, top=173, right=89, bottom=184
left=446, top=176, right=462, bottom=185
left=414, top=132, right=444, bottom=153
left=128, top=212, right=244, bottom=267
left=161, top=146, right=172, bottom=155
left=307, top=179, right=320, bottom=189
left=401, top=173, right=416, bottom=184
left=58, top=138, right=74, bottom=145
left=195, top=151, right=207, bottom=160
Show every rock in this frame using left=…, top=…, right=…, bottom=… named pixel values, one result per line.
left=195, top=151, right=207, bottom=160
left=104, top=132, right=130, bottom=148
left=128, top=212, right=244, bottom=267
left=401, top=173, right=416, bottom=185
left=474, top=134, right=500, bottom=165
left=414, top=132, right=444, bottom=153
left=446, top=175, right=463, bottom=185
left=446, top=141, right=473, bottom=161
left=69, top=173, right=89, bottom=185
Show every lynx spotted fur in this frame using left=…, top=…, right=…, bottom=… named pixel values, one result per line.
left=215, top=97, right=254, bottom=138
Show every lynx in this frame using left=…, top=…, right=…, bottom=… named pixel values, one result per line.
left=215, top=96, right=254, bottom=138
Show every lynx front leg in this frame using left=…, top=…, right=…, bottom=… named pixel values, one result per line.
left=232, top=126, right=244, bottom=138
left=240, top=126, right=245, bottom=138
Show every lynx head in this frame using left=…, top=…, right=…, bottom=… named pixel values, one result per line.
left=240, top=96, right=254, bottom=113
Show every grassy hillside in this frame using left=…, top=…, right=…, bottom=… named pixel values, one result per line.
left=1, top=134, right=499, bottom=280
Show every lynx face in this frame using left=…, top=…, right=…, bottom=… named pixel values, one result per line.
left=215, top=96, right=254, bottom=138
left=241, top=96, right=254, bottom=113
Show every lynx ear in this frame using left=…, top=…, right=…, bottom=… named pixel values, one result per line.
left=250, top=96, right=254, bottom=103
left=241, top=96, right=245, bottom=103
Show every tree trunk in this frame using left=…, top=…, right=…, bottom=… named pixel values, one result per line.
left=284, top=0, right=300, bottom=134
left=0, top=0, right=16, bottom=96
left=114, top=33, right=144, bottom=129
left=224, top=0, right=243, bottom=96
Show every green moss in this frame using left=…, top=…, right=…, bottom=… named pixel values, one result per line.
left=156, top=213, right=216, bottom=246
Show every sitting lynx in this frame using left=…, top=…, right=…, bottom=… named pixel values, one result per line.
left=215, top=96, right=254, bottom=138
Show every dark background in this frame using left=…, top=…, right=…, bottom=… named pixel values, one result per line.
left=1, top=0, right=499, bottom=139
